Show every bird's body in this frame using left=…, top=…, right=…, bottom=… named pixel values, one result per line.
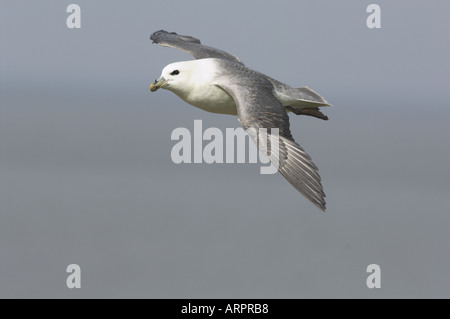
left=156, top=58, right=331, bottom=117
left=149, top=30, right=331, bottom=211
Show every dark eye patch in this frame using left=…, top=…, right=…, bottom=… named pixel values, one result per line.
left=170, top=70, right=180, bottom=76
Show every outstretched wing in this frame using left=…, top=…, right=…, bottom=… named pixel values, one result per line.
left=213, top=61, right=326, bottom=211
left=150, top=30, right=243, bottom=64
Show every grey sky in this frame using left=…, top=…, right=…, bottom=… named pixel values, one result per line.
left=1, top=1, right=449, bottom=298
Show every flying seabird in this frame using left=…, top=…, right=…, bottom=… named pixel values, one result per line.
left=149, top=30, right=332, bottom=211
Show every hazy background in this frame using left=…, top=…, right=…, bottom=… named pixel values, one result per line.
left=1, top=0, right=449, bottom=298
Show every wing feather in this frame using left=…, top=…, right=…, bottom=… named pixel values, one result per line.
left=213, top=61, right=326, bottom=211
left=150, top=30, right=243, bottom=64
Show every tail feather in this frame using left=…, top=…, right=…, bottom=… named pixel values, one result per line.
left=286, top=106, right=329, bottom=120
left=294, top=86, right=332, bottom=107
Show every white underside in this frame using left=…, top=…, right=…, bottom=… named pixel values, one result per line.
left=174, top=83, right=238, bottom=115
left=174, top=84, right=320, bottom=116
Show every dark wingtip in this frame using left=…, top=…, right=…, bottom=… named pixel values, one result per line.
left=150, top=30, right=202, bottom=45
left=150, top=29, right=167, bottom=43
left=313, top=200, right=327, bottom=212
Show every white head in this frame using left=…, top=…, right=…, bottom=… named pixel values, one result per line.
left=150, top=59, right=218, bottom=96
left=150, top=60, right=198, bottom=94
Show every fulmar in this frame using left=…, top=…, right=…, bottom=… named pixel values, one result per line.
left=149, top=30, right=332, bottom=211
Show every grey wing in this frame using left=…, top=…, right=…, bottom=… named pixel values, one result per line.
left=150, top=30, right=243, bottom=64
left=214, top=63, right=326, bottom=211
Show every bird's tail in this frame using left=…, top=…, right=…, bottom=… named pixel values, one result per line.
left=284, top=86, right=332, bottom=120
